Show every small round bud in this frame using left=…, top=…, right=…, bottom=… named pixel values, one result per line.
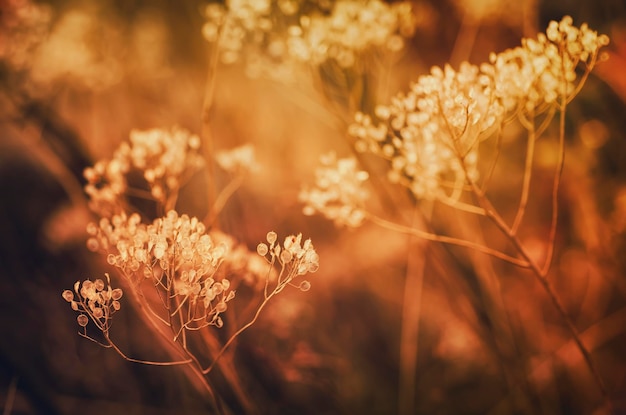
left=86, top=222, right=98, bottom=235
left=213, top=283, right=223, bottom=295
left=77, top=314, right=89, bottom=327
left=257, top=243, right=268, bottom=256
left=111, top=288, right=123, bottom=301
left=266, top=231, right=277, bottom=245
left=62, top=290, right=74, bottom=302
left=112, top=300, right=121, bottom=311
left=280, top=250, right=293, bottom=264
left=86, top=238, right=99, bottom=252
left=215, top=302, right=227, bottom=313
left=299, top=281, right=311, bottom=292
left=94, top=279, right=105, bottom=291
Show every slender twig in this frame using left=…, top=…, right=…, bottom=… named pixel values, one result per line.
left=206, top=172, right=245, bottom=226
left=398, top=206, right=430, bottom=415
left=465, top=168, right=610, bottom=408
left=481, top=124, right=503, bottom=194
left=105, top=335, right=193, bottom=366
left=200, top=19, right=224, bottom=226
left=511, top=113, right=536, bottom=235
left=367, top=213, right=529, bottom=267
left=203, top=291, right=274, bottom=375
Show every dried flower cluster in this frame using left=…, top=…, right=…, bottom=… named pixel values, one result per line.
left=299, top=152, right=369, bottom=227
left=215, top=143, right=259, bottom=174
left=487, top=16, right=610, bottom=113
left=84, top=127, right=204, bottom=216
left=256, top=231, right=319, bottom=293
left=65, top=120, right=318, bottom=376
left=86, top=210, right=235, bottom=328
left=202, top=0, right=416, bottom=79
left=343, top=16, right=609, bottom=204
left=0, top=0, right=51, bottom=70
left=62, top=273, right=123, bottom=334
left=286, top=0, right=416, bottom=68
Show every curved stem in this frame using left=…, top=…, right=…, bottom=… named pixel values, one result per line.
left=203, top=292, right=273, bottom=375
left=511, top=115, right=536, bottom=235
left=367, top=213, right=529, bottom=267
left=465, top=173, right=610, bottom=408
left=200, top=24, right=224, bottom=226
left=103, top=334, right=192, bottom=366
left=206, top=172, right=245, bottom=226
left=398, top=206, right=429, bottom=415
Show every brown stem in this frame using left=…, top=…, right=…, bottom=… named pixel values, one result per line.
left=466, top=175, right=610, bottom=409
left=367, top=213, right=529, bottom=267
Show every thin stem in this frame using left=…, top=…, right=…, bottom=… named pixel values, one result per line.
left=102, top=334, right=192, bottom=366
left=206, top=172, right=245, bottom=226
left=449, top=11, right=479, bottom=67
left=203, top=291, right=275, bottom=375
left=540, top=100, right=565, bottom=276
left=200, top=22, right=224, bottom=226
left=480, top=125, right=503, bottom=194
left=438, top=193, right=486, bottom=215
left=398, top=206, right=429, bottom=415
left=367, top=213, right=529, bottom=267
left=465, top=172, right=610, bottom=408
left=511, top=115, right=536, bottom=235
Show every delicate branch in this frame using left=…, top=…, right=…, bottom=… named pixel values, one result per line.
left=366, top=213, right=529, bottom=267
left=203, top=293, right=272, bottom=375
left=480, top=124, right=503, bottom=194
left=511, top=114, right=536, bottom=235
left=462, top=152, right=610, bottom=407
left=206, top=172, right=245, bottom=226
left=398, top=206, right=429, bottom=415
left=438, top=193, right=486, bottom=215
left=89, top=333, right=194, bottom=366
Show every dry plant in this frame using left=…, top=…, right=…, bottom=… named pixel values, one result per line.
left=61, top=127, right=319, bottom=412
left=300, top=15, right=613, bottom=413
left=0, top=0, right=618, bottom=413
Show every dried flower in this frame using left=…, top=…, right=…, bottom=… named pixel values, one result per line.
left=257, top=231, right=319, bottom=291
left=86, top=210, right=234, bottom=327
left=347, top=17, right=609, bottom=204
left=215, top=144, right=259, bottom=174
left=202, top=0, right=416, bottom=79
left=299, top=152, right=369, bottom=227
left=63, top=273, right=122, bottom=333
left=83, top=126, right=204, bottom=217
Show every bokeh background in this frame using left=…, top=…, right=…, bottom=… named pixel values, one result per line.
left=1, top=0, right=626, bottom=414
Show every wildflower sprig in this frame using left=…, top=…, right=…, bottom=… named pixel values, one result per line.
left=299, top=152, right=369, bottom=227
left=256, top=231, right=320, bottom=295
left=85, top=210, right=235, bottom=332
left=66, top=119, right=320, bottom=410
left=303, top=16, right=612, bottom=408
left=84, top=126, right=204, bottom=216
left=62, top=273, right=123, bottom=342
left=203, top=231, right=319, bottom=374
left=348, top=16, right=609, bottom=206
left=201, top=0, right=416, bottom=79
